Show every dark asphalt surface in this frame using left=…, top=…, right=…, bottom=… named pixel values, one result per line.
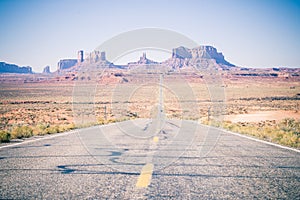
left=0, top=119, right=299, bottom=199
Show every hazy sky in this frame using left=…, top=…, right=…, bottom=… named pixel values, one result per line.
left=0, top=0, right=299, bottom=72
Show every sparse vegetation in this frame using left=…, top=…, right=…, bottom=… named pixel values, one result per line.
left=11, top=126, right=33, bottom=139
left=0, top=72, right=299, bottom=147
left=0, top=130, right=11, bottom=142
left=97, top=117, right=116, bottom=125
left=203, top=118, right=300, bottom=148
left=0, top=123, right=77, bottom=143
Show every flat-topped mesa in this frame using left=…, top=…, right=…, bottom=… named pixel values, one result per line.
left=0, top=62, right=32, bottom=74
left=56, top=50, right=117, bottom=73
left=171, top=45, right=234, bottom=67
left=191, top=46, right=233, bottom=66
left=57, top=50, right=86, bottom=71
left=57, top=59, right=77, bottom=70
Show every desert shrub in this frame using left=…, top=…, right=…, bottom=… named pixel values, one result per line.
left=97, top=118, right=106, bottom=125
left=0, top=130, right=11, bottom=143
left=58, top=125, right=67, bottom=132
left=44, top=125, right=60, bottom=134
left=33, top=123, right=50, bottom=136
left=11, top=126, right=33, bottom=139
left=279, top=118, right=300, bottom=135
left=66, top=123, right=76, bottom=130
left=98, top=117, right=117, bottom=125
left=32, top=123, right=76, bottom=136
left=115, top=117, right=132, bottom=123
left=58, top=117, right=67, bottom=121
left=58, top=123, right=75, bottom=132
left=107, top=118, right=116, bottom=123
left=210, top=120, right=222, bottom=127
left=280, top=132, right=299, bottom=147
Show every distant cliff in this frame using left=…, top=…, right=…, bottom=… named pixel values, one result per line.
left=189, top=46, right=234, bottom=66
left=165, top=46, right=234, bottom=69
left=57, top=59, right=77, bottom=70
left=0, top=62, right=32, bottom=74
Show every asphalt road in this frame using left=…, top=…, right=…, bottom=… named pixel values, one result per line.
left=1, top=75, right=300, bottom=199
left=0, top=119, right=299, bottom=199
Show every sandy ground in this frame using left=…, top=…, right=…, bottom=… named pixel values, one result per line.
left=225, top=110, right=300, bottom=123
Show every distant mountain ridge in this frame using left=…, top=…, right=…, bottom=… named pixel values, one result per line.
left=0, top=62, right=32, bottom=74
left=0, top=45, right=234, bottom=73
left=76, top=45, right=235, bottom=71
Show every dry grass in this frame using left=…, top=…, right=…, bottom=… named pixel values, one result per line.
left=203, top=118, right=300, bottom=149
left=0, top=130, right=10, bottom=143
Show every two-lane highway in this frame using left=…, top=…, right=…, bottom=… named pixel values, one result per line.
left=1, top=74, right=300, bottom=199
left=0, top=119, right=299, bottom=199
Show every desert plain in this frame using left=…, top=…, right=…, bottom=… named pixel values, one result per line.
left=0, top=68, right=299, bottom=148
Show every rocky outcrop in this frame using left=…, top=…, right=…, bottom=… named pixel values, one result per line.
left=57, top=59, right=77, bottom=70
left=129, top=53, right=158, bottom=66
left=0, top=62, right=32, bottom=73
left=166, top=45, right=234, bottom=69
left=189, top=46, right=234, bottom=66
left=55, top=45, right=234, bottom=72
left=42, top=66, right=51, bottom=73
left=172, top=46, right=192, bottom=59
left=86, top=51, right=108, bottom=63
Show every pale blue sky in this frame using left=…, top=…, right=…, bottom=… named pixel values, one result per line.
left=0, top=0, right=299, bottom=72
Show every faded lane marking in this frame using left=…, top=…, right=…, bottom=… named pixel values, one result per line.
left=136, top=163, right=154, bottom=188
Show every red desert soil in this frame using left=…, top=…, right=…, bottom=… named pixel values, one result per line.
left=225, top=110, right=300, bottom=123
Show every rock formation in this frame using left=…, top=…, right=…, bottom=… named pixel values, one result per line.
left=128, top=53, right=158, bottom=67
left=77, top=50, right=84, bottom=63
left=0, top=62, right=32, bottom=73
left=57, top=50, right=85, bottom=71
left=189, top=46, right=234, bottom=66
left=56, top=45, right=234, bottom=72
left=172, top=46, right=192, bottom=59
left=57, top=59, right=77, bottom=70
left=86, top=50, right=108, bottom=63
left=42, top=66, right=51, bottom=73
left=164, top=45, right=234, bottom=69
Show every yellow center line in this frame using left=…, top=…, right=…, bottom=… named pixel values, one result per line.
left=136, top=163, right=154, bottom=188
left=153, top=136, right=159, bottom=143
